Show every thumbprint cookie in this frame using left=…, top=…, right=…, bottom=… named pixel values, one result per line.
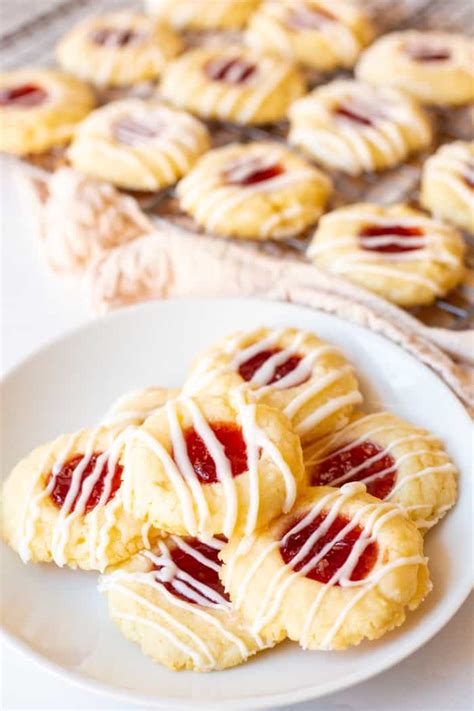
left=68, top=99, right=210, bottom=191
left=308, top=204, right=466, bottom=307
left=288, top=79, right=432, bottom=175
left=100, top=534, right=275, bottom=671
left=122, top=392, right=305, bottom=538
left=160, top=46, right=306, bottom=125
left=0, top=69, right=94, bottom=156
left=102, top=387, right=181, bottom=428
left=421, top=141, right=474, bottom=234
left=56, top=11, right=182, bottom=88
left=184, top=327, right=361, bottom=443
left=176, top=142, right=332, bottom=240
left=145, top=0, right=259, bottom=30
left=245, top=0, right=374, bottom=72
left=356, top=31, right=474, bottom=106
left=305, top=412, right=458, bottom=531
left=221, top=483, right=431, bottom=650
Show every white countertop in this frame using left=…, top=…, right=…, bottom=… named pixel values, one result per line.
left=1, top=168, right=472, bottom=710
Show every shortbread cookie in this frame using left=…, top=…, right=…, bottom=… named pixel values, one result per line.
left=0, top=69, right=94, bottom=155
left=57, top=11, right=182, bottom=88
left=246, top=0, right=374, bottom=71
left=2, top=424, right=155, bottom=571
left=122, top=392, right=305, bottom=538
left=100, top=534, right=275, bottom=671
left=185, top=327, right=361, bottom=443
left=308, top=204, right=466, bottom=307
left=288, top=79, right=432, bottom=175
left=177, top=142, right=332, bottom=240
left=221, top=483, right=431, bottom=650
left=160, top=46, right=305, bottom=125
left=68, top=100, right=210, bottom=191
left=145, top=0, right=259, bottom=30
left=356, top=31, right=474, bottom=106
left=421, top=141, right=474, bottom=234
left=305, top=412, right=457, bottom=531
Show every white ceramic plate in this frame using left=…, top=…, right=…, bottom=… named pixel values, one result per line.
left=1, top=298, right=472, bottom=709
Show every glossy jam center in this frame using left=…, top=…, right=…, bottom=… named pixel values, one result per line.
left=335, top=102, right=375, bottom=127
left=287, top=3, right=335, bottom=30
left=406, top=44, right=451, bottom=62
left=0, top=84, right=47, bottom=108
left=182, top=422, right=248, bottom=484
left=311, top=440, right=396, bottom=499
left=238, top=347, right=308, bottom=387
left=359, top=224, right=425, bottom=253
left=280, top=512, right=378, bottom=584
left=113, top=116, right=161, bottom=145
left=48, top=453, right=122, bottom=514
left=205, top=57, right=257, bottom=84
left=90, top=27, right=143, bottom=46
left=224, top=158, right=285, bottom=186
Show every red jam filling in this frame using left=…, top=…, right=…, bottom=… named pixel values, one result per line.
left=238, top=347, right=309, bottom=387
left=224, top=159, right=285, bottom=186
left=90, top=27, right=142, bottom=47
left=464, top=162, right=474, bottom=189
left=0, top=84, right=47, bottom=108
left=205, top=57, right=257, bottom=84
left=280, top=512, right=378, bottom=584
left=182, top=422, right=248, bottom=484
left=405, top=44, right=451, bottom=62
left=311, top=441, right=396, bottom=499
left=359, top=224, right=425, bottom=253
left=113, top=116, right=161, bottom=145
left=48, top=453, right=122, bottom=514
left=335, top=102, right=374, bottom=127
left=287, top=4, right=335, bottom=30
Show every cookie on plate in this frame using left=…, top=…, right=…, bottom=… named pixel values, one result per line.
left=56, top=11, right=182, bottom=87
left=221, top=483, right=431, bottom=650
left=176, top=141, right=332, bottom=240
left=100, top=533, right=275, bottom=671
left=288, top=79, right=432, bottom=175
left=245, top=0, right=374, bottom=71
left=145, top=0, right=259, bottom=30
left=184, top=327, right=361, bottom=443
left=356, top=31, right=474, bottom=106
left=307, top=204, right=466, bottom=307
left=0, top=68, right=94, bottom=155
left=160, top=46, right=305, bottom=125
left=421, top=141, right=474, bottom=234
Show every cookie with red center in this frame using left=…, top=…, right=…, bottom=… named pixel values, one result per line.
left=356, top=31, right=474, bottom=106
left=160, top=46, right=305, bottom=125
left=122, top=392, right=305, bottom=538
left=145, top=0, right=259, bottom=30
left=305, top=411, right=458, bottom=531
left=100, top=533, right=275, bottom=671
left=288, top=79, right=432, bottom=175
left=184, top=327, right=361, bottom=444
left=0, top=68, right=94, bottom=156
left=56, top=11, right=182, bottom=88
left=176, top=142, right=332, bottom=240
left=307, top=203, right=466, bottom=307
left=220, top=483, right=431, bottom=650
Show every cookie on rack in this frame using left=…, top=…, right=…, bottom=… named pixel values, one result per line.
left=221, top=483, right=431, bottom=650
left=288, top=79, right=432, bottom=175
left=0, top=69, right=94, bottom=156
left=184, top=327, right=361, bottom=443
left=245, top=0, right=374, bottom=71
left=307, top=203, right=466, bottom=307
left=356, top=31, right=474, bottom=106
left=100, top=533, right=276, bottom=671
left=56, top=11, right=182, bottom=88
left=160, top=46, right=305, bottom=125
left=122, top=391, right=305, bottom=538
left=305, top=411, right=458, bottom=532
left=145, top=0, right=259, bottom=30
left=421, top=141, right=474, bottom=234
left=176, top=141, right=332, bottom=240
left=68, top=99, right=211, bottom=191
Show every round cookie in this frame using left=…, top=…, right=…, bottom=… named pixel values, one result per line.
left=56, top=11, right=182, bottom=88
left=0, top=68, right=94, bottom=156
left=307, top=203, right=466, bottom=307
left=356, top=31, right=474, bottom=106
left=176, top=142, right=332, bottom=240
left=100, top=534, right=275, bottom=671
left=288, top=79, right=432, bottom=175
left=305, top=411, right=458, bottom=531
left=122, top=391, right=305, bottom=538
left=245, top=0, right=374, bottom=71
left=421, top=141, right=474, bottom=234
left=160, top=46, right=306, bottom=125
left=145, top=0, right=259, bottom=30
left=184, top=327, right=362, bottom=443
left=68, top=99, right=210, bottom=191
left=102, top=386, right=181, bottom=427
left=221, top=483, right=431, bottom=650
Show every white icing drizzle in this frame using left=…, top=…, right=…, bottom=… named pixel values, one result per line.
left=424, top=143, right=474, bottom=213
